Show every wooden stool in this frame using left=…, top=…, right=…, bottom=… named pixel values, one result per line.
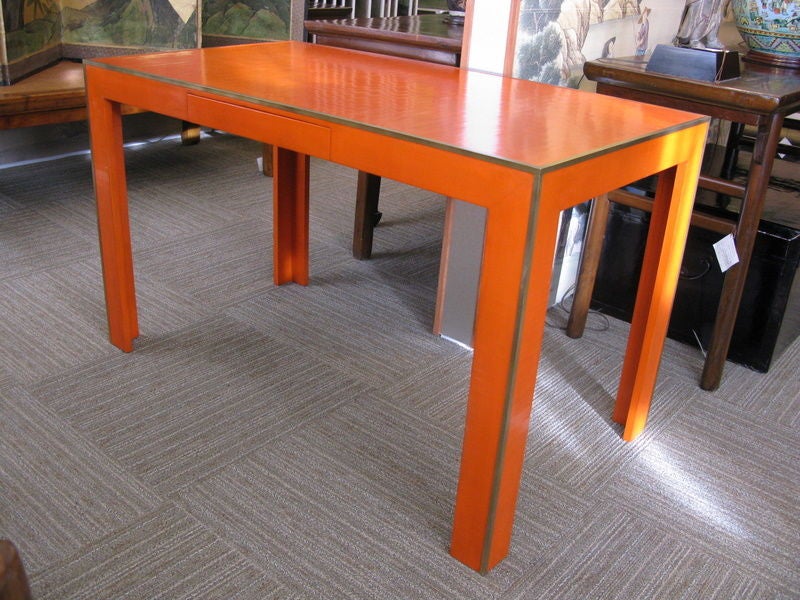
left=0, top=540, right=33, bottom=600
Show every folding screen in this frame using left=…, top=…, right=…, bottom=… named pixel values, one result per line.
left=1, top=0, right=304, bottom=83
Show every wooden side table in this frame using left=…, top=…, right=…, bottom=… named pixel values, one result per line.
left=570, top=56, right=800, bottom=391
left=305, top=15, right=463, bottom=258
left=0, top=60, right=200, bottom=145
left=0, top=60, right=144, bottom=129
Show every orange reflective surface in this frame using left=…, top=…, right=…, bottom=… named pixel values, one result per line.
left=85, top=42, right=708, bottom=573
left=90, top=42, right=705, bottom=171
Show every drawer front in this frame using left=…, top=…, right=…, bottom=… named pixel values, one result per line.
left=187, top=95, right=330, bottom=158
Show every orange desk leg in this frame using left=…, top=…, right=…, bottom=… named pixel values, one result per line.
left=613, top=130, right=705, bottom=441
left=450, top=193, right=560, bottom=573
left=87, top=89, right=139, bottom=352
left=273, top=147, right=310, bottom=286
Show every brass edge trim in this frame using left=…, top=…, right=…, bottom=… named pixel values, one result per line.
left=537, top=117, right=711, bottom=175
left=480, top=175, right=541, bottom=573
left=83, top=62, right=708, bottom=177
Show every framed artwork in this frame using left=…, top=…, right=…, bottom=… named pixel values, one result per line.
left=1, top=0, right=62, bottom=83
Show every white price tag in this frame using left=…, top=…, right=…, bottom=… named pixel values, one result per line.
left=713, top=234, right=739, bottom=273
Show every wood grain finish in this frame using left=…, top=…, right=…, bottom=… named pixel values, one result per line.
left=585, top=56, right=800, bottom=116
left=0, top=60, right=144, bottom=129
left=85, top=41, right=707, bottom=572
left=0, top=61, right=86, bottom=117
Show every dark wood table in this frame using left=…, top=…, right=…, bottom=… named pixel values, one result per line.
left=306, top=15, right=463, bottom=258
left=0, top=61, right=145, bottom=129
left=0, top=60, right=200, bottom=145
left=571, top=55, right=800, bottom=391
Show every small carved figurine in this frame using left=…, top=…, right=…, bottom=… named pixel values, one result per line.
left=676, top=0, right=729, bottom=50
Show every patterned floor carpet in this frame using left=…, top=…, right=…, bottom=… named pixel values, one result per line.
left=0, top=132, right=797, bottom=599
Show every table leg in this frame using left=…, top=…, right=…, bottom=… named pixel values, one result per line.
left=87, top=92, right=139, bottom=352
left=720, top=122, right=745, bottom=181
left=262, top=144, right=274, bottom=177
left=450, top=195, right=560, bottom=573
left=180, top=121, right=201, bottom=146
left=613, top=138, right=705, bottom=440
left=273, top=147, right=310, bottom=286
left=700, top=113, right=785, bottom=391
left=353, top=171, right=382, bottom=260
left=566, top=194, right=610, bottom=339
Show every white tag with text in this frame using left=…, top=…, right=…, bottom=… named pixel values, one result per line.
left=713, top=234, right=739, bottom=273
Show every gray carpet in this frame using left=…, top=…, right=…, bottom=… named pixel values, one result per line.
left=0, top=132, right=797, bottom=599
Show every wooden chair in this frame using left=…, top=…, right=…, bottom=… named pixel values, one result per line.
left=370, top=0, right=419, bottom=16
left=0, top=541, right=33, bottom=600
left=306, top=0, right=353, bottom=20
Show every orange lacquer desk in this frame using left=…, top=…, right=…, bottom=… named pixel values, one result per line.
left=85, top=41, right=708, bottom=573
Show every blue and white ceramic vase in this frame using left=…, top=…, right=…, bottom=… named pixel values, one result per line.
left=731, top=0, right=800, bottom=68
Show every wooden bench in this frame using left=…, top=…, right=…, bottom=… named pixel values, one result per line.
left=0, top=60, right=281, bottom=178
left=0, top=59, right=200, bottom=142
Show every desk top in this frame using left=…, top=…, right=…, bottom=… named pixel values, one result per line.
left=304, top=14, right=463, bottom=52
left=87, top=42, right=706, bottom=172
left=585, top=56, right=800, bottom=115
